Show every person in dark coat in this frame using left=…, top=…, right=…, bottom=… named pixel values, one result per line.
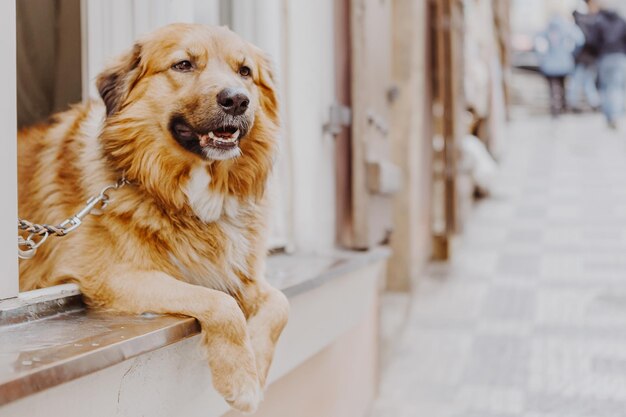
left=589, top=3, right=626, bottom=128
left=567, top=0, right=601, bottom=111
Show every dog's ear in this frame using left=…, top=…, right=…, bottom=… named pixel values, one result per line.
left=255, top=52, right=279, bottom=122
left=96, top=43, right=144, bottom=116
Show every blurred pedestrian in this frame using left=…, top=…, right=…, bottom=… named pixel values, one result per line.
left=535, top=15, right=585, bottom=117
left=568, top=0, right=601, bottom=112
left=589, top=2, right=626, bottom=129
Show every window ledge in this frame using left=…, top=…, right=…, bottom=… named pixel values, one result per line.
left=0, top=247, right=389, bottom=406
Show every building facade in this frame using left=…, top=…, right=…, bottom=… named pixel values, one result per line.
left=1, top=0, right=511, bottom=415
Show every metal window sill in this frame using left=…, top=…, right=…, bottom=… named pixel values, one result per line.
left=0, top=247, right=389, bottom=406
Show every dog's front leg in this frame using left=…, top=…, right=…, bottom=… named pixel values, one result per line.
left=90, top=268, right=262, bottom=413
left=239, top=282, right=289, bottom=388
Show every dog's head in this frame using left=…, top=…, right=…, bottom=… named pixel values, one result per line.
left=97, top=24, right=278, bottom=207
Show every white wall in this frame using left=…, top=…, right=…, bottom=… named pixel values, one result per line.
left=0, top=1, right=18, bottom=300
left=284, top=0, right=338, bottom=253
left=2, top=259, right=384, bottom=417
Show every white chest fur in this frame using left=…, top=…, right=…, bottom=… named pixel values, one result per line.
left=178, top=165, right=252, bottom=292
left=184, top=166, right=224, bottom=223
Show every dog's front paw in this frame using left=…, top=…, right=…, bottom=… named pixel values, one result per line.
left=222, top=372, right=263, bottom=414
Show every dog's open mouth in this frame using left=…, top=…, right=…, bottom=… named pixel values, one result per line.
left=199, top=126, right=240, bottom=150
left=170, top=118, right=247, bottom=159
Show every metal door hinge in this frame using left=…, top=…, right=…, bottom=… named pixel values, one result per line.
left=323, top=103, right=352, bottom=135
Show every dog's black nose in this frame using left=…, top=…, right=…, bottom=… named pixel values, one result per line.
left=217, top=88, right=250, bottom=116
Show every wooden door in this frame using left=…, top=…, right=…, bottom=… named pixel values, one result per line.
left=430, top=0, right=465, bottom=260
left=349, top=0, right=397, bottom=249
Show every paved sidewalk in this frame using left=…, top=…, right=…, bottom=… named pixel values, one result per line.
left=372, top=113, right=626, bottom=417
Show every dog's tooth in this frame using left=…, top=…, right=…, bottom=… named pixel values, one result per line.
left=209, top=131, right=216, bottom=139
left=199, top=134, right=210, bottom=147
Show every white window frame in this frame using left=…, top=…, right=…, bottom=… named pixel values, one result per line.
left=0, top=0, right=19, bottom=300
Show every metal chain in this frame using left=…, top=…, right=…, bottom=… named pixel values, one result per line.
left=17, top=178, right=129, bottom=260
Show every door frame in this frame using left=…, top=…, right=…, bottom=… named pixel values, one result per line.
left=334, top=0, right=354, bottom=248
left=0, top=0, right=19, bottom=300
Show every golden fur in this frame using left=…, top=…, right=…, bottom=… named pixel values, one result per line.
left=18, top=24, right=288, bottom=413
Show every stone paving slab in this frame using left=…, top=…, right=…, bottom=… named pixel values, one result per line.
left=371, top=113, right=626, bottom=417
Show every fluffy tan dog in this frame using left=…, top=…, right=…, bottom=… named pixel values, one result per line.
left=18, top=23, right=288, bottom=413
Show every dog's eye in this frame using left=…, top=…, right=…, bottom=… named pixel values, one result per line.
left=238, top=65, right=252, bottom=77
left=172, top=60, right=194, bottom=72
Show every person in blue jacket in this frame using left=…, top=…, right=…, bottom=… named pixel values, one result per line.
left=535, top=15, right=585, bottom=117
